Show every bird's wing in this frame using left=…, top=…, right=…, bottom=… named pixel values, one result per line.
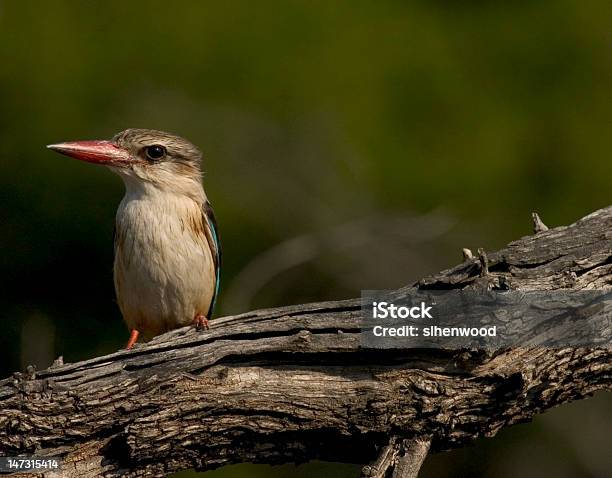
left=113, top=222, right=121, bottom=255
left=203, top=201, right=221, bottom=317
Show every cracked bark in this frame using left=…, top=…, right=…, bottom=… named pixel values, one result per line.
left=1, top=207, right=612, bottom=478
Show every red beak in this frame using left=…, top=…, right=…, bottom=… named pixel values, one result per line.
left=47, top=140, right=131, bottom=166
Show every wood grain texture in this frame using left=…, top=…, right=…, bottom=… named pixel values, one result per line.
left=1, top=207, right=612, bottom=478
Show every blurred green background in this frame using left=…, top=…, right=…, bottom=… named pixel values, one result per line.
left=1, top=1, right=610, bottom=476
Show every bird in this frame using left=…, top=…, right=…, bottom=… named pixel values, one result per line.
left=47, top=129, right=221, bottom=349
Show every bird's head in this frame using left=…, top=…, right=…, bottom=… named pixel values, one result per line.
left=48, top=129, right=205, bottom=199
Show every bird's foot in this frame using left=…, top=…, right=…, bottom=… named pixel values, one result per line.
left=126, top=329, right=140, bottom=349
left=193, top=314, right=210, bottom=331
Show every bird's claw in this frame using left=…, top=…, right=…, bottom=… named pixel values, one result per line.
left=126, top=329, right=140, bottom=349
left=193, top=314, right=210, bottom=331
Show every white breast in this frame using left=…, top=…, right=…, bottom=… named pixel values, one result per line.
left=113, top=182, right=215, bottom=338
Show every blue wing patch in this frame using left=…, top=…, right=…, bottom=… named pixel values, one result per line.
left=203, top=201, right=221, bottom=317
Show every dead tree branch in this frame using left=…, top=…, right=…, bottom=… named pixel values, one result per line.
left=1, top=207, right=612, bottom=478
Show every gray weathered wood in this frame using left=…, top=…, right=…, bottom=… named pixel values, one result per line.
left=1, top=207, right=612, bottom=478
left=392, top=439, right=431, bottom=478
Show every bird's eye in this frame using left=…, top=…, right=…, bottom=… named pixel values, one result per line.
left=145, top=145, right=166, bottom=161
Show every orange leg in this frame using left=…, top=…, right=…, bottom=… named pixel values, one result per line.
left=126, top=329, right=140, bottom=349
left=193, top=313, right=210, bottom=330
